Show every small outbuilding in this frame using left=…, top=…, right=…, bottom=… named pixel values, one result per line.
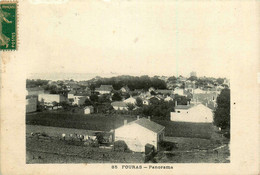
left=111, top=101, right=128, bottom=110
left=84, top=106, right=94, bottom=114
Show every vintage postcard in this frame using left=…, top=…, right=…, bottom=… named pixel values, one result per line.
left=0, top=0, right=259, bottom=174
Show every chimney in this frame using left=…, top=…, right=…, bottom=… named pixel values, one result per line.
left=175, top=100, right=178, bottom=107
left=124, top=120, right=127, bottom=125
left=137, top=115, right=140, bottom=120
left=148, top=116, right=151, bottom=121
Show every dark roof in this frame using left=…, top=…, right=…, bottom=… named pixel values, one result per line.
left=175, top=104, right=194, bottom=110
left=156, top=89, right=173, bottom=94
left=68, top=90, right=76, bottom=94
left=134, top=118, right=165, bottom=133
left=74, top=93, right=89, bottom=96
left=27, top=87, right=44, bottom=91
left=96, top=85, right=113, bottom=91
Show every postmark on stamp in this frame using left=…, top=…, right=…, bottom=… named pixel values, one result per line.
left=0, top=1, right=17, bottom=51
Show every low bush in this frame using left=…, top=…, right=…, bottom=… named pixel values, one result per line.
left=159, top=141, right=178, bottom=151
left=113, top=140, right=130, bottom=152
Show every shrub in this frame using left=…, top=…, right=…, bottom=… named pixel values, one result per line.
left=159, top=141, right=177, bottom=151
left=113, top=140, right=130, bottom=152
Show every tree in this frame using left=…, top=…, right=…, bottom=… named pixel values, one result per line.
left=216, top=78, right=224, bottom=85
left=89, top=84, right=96, bottom=91
left=126, top=103, right=135, bottom=111
left=188, top=76, right=197, bottom=81
left=213, top=88, right=230, bottom=130
left=90, top=94, right=99, bottom=102
left=150, top=90, right=156, bottom=95
left=98, top=94, right=110, bottom=104
left=60, top=101, right=71, bottom=110
left=136, top=97, right=143, bottom=107
left=112, top=92, right=122, bottom=101
left=52, top=101, right=58, bottom=107
left=85, top=99, right=93, bottom=106
left=174, top=95, right=190, bottom=105
left=149, top=97, right=160, bottom=105
left=168, top=76, right=177, bottom=83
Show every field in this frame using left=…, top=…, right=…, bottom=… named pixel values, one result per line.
left=26, top=132, right=229, bottom=163
left=26, top=112, right=213, bottom=139
left=26, top=137, right=144, bottom=163
left=26, top=112, right=229, bottom=163
left=155, top=120, right=213, bottom=139
left=26, top=112, right=135, bottom=131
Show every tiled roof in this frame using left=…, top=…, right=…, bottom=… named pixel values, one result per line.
left=68, top=90, right=76, bottom=94
left=175, top=104, right=194, bottom=110
left=27, top=87, right=44, bottom=91
left=134, top=118, right=165, bottom=133
left=74, top=93, right=89, bottom=96
left=97, top=85, right=113, bottom=91
left=111, top=101, right=127, bottom=107
left=156, top=89, right=173, bottom=94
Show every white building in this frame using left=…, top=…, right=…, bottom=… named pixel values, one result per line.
left=123, top=96, right=136, bottom=104
left=26, top=97, right=37, bottom=113
left=193, top=88, right=206, bottom=94
left=38, top=94, right=66, bottom=106
left=111, top=101, right=128, bottom=110
left=84, top=106, right=94, bottom=114
left=95, top=85, right=113, bottom=94
left=171, top=103, right=213, bottom=123
left=174, top=88, right=186, bottom=96
left=73, top=95, right=88, bottom=106
left=114, top=117, right=165, bottom=152
left=164, top=96, right=173, bottom=102
left=67, top=90, right=76, bottom=99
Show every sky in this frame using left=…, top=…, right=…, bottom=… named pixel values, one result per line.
left=17, top=0, right=243, bottom=80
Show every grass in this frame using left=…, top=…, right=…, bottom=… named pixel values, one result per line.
left=26, top=112, right=136, bottom=131
left=155, top=120, right=213, bottom=139
left=27, top=111, right=213, bottom=139
left=26, top=137, right=144, bottom=163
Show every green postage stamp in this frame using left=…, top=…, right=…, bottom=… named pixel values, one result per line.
left=0, top=1, right=17, bottom=51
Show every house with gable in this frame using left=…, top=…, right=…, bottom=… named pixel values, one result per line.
left=84, top=106, right=94, bottom=114
left=111, top=101, right=128, bottom=110
left=123, top=96, right=137, bottom=105
left=95, top=85, right=114, bottom=94
left=114, top=117, right=165, bottom=152
left=171, top=102, right=213, bottom=123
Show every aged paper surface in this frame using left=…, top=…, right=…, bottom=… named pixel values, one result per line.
left=0, top=0, right=259, bottom=174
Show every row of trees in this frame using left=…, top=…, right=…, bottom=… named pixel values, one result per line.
left=26, top=79, right=49, bottom=88
left=89, top=75, right=167, bottom=91
left=167, top=76, right=226, bottom=86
